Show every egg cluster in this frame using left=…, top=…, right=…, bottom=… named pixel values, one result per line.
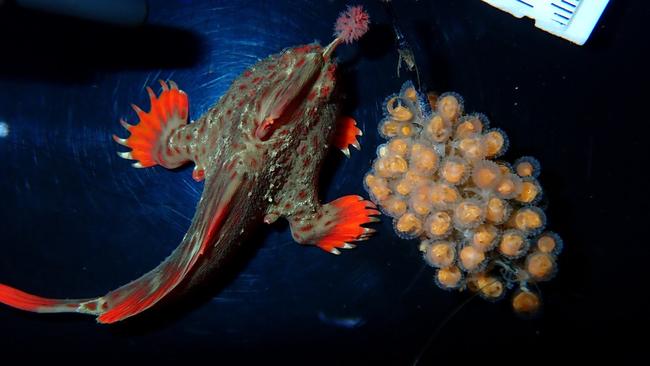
left=364, top=82, right=562, bottom=316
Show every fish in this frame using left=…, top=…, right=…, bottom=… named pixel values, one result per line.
left=0, top=5, right=377, bottom=324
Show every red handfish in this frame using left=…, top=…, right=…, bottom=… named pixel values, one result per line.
left=0, top=6, right=377, bottom=324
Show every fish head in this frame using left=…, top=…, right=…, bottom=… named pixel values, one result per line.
left=251, top=42, right=337, bottom=143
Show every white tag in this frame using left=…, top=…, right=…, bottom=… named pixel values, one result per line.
left=481, top=0, right=610, bottom=45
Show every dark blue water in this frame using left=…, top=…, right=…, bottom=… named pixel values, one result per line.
left=0, top=0, right=645, bottom=362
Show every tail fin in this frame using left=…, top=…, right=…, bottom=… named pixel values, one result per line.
left=0, top=171, right=245, bottom=323
left=0, top=284, right=98, bottom=314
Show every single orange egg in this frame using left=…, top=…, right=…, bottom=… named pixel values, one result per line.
left=404, top=87, right=418, bottom=102
left=516, top=179, right=541, bottom=203
left=453, top=200, right=485, bottom=229
left=512, top=290, right=541, bottom=315
left=440, top=157, right=468, bottom=185
left=455, top=115, right=483, bottom=139
left=459, top=245, right=485, bottom=271
left=477, top=276, right=504, bottom=300
left=498, top=230, right=527, bottom=258
left=472, top=224, right=499, bottom=251
left=510, top=207, right=545, bottom=233
left=437, top=94, right=462, bottom=121
left=430, top=183, right=460, bottom=208
left=396, top=212, right=423, bottom=237
left=486, top=197, right=510, bottom=224
left=383, top=196, right=408, bottom=217
left=471, top=160, right=502, bottom=190
left=484, top=129, right=507, bottom=157
left=495, top=173, right=522, bottom=199
left=436, top=266, right=463, bottom=289
left=457, top=135, right=486, bottom=161
left=426, top=114, right=452, bottom=142
left=526, top=252, right=555, bottom=281
left=379, top=119, right=400, bottom=138
left=410, top=186, right=433, bottom=216
left=536, top=232, right=562, bottom=254
left=425, top=241, right=456, bottom=268
left=364, top=174, right=391, bottom=201
left=426, top=211, right=453, bottom=238
left=410, top=143, right=439, bottom=175
left=388, top=138, right=410, bottom=157
left=514, top=156, right=540, bottom=178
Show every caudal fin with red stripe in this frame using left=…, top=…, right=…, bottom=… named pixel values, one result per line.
left=0, top=284, right=96, bottom=314
left=0, top=171, right=244, bottom=323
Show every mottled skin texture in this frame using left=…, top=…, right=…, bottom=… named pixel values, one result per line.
left=0, top=6, right=377, bottom=323
left=173, top=43, right=341, bottom=288
left=96, top=43, right=347, bottom=319
left=0, top=39, right=379, bottom=323
left=0, top=41, right=376, bottom=323
left=181, top=40, right=337, bottom=274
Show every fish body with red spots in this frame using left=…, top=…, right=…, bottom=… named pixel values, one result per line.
left=0, top=7, right=376, bottom=323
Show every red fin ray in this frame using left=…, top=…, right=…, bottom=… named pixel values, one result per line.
left=333, top=116, right=362, bottom=158
left=114, top=80, right=189, bottom=169
left=289, top=195, right=379, bottom=254
left=0, top=284, right=61, bottom=312
left=0, top=284, right=96, bottom=314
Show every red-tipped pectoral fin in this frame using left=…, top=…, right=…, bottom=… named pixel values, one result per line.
left=289, top=195, right=380, bottom=254
left=334, top=116, right=362, bottom=158
left=114, top=80, right=190, bottom=169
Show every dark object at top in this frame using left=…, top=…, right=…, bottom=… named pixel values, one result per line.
left=13, top=0, right=147, bottom=26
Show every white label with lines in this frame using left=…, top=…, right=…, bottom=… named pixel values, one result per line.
left=481, top=0, right=610, bottom=45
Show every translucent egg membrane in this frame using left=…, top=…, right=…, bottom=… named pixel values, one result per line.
left=364, top=81, right=563, bottom=316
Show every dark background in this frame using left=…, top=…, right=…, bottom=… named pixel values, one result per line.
left=0, top=0, right=647, bottom=363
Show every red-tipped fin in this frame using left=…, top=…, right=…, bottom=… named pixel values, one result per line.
left=289, top=195, right=379, bottom=254
left=0, top=283, right=95, bottom=314
left=114, top=80, right=189, bottom=168
left=334, top=116, right=362, bottom=158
